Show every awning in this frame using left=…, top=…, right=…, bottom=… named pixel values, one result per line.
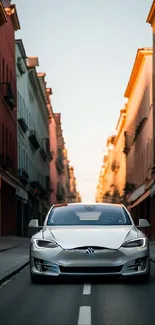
left=130, top=189, right=150, bottom=209
left=1, top=174, right=16, bottom=189
left=16, top=185, right=28, bottom=203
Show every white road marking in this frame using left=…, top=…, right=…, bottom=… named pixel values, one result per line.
left=78, top=306, right=91, bottom=325
left=83, top=284, right=91, bottom=295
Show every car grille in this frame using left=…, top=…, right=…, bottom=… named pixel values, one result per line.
left=59, top=266, right=122, bottom=273
left=68, top=246, right=108, bottom=251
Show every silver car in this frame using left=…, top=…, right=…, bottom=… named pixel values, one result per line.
left=28, top=203, right=150, bottom=283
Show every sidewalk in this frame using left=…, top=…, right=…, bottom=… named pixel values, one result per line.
left=0, top=236, right=29, bottom=284
left=0, top=237, right=155, bottom=285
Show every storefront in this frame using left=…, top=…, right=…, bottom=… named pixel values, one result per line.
left=16, top=185, right=28, bottom=237
left=0, top=174, right=17, bottom=236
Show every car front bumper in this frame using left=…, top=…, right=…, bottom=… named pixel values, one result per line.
left=30, top=244, right=150, bottom=278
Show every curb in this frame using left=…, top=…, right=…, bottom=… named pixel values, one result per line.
left=0, top=244, right=22, bottom=253
left=0, top=258, right=29, bottom=285
left=150, top=258, right=155, bottom=263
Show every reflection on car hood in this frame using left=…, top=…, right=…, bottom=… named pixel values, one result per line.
left=42, top=225, right=138, bottom=250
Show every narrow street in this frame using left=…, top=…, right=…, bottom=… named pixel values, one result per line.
left=0, top=264, right=155, bottom=325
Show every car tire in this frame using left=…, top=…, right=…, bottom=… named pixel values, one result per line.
left=30, top=272, right=43, bottom=284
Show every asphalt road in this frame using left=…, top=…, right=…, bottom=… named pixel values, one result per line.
left=0, top=264, right=155, bottom=325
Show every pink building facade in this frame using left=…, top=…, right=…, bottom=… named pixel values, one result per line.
left=124, top=48, right=155, bottom=238
left=46, top=89, right=58, bottom=204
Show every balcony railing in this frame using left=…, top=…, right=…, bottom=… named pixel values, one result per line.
left=56, top=159, right=64, bottom=174
left=18, top=118, right=28, bottom=133
left=45, top=175, right=53, bottom=192
left=39, top=147, right=47, bottom=161
left=18, top=169, right=29, bottom=184
left=29, top=180, right=50, bottom=201
left=1, top=82, right=15, bottom=110
left=28, top=130, right=40, bottom=151
left=123, top=131, right=133, bottom=155
left=56, top=183, right=65, bottom=201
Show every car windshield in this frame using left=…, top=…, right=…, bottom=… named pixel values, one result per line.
left=47, top=204, right=132, bottom=226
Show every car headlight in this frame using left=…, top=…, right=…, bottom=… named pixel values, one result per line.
left=122, top=238, right=146, bottom=248
left=33, top=239, right=58, bottom=249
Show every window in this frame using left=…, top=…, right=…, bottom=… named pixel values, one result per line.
left=26, top=153, right=28, bottom=172
left=18, top=144, right=20, bottom=168
left=0, top=52, right=1, bottom=83
left=9, top=132, right=12, bottom=159
left=6, top=64, right=8, bottom=82
left=2, top=123, right=4, bottom=154
left=147, top=142, right=149, bottom=169
left=23, top=99, right=25, bottom=119
left=13, top=138, right=15, bottom=167
left=26, top=109, right=28, bottom=125
left=2, top=58, right=5, bottom=81
left=47, top=205, right=132, bottom=226
left=10, top=70, right=12, bottom=84
left=6, top=128, right=8, bottom=156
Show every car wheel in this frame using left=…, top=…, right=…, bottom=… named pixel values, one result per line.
left=30, top=272, right=43, bottom=284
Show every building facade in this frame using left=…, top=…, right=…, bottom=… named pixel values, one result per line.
left=0, top=1, right=20, bottom=236
left=54, top=113, right=66, bottom=203
left=16, top=40, right=51, bottom=234
left=96, top=135, right=117, bottom=203
left=112, top=107, right=127, bottom=201
left=123, top=49, right=153, bottom=236
left=0, top=1, right=7, bottom=27
left=146, top=1, right=155, bottom=239
left=46, top=86, right=58, bottom=204
left=69, top=166, right=78, bottom=203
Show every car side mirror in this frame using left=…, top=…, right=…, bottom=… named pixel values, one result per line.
left=28, top=219, right=39, bottom=227
left=138, top=219, right=151, bottom=228
left=28, top=219, right=42, bottom=238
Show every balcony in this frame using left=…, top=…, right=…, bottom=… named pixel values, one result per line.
left=111, top=160, right=120, bottom=173
left=18, top=169, right=29, bottom=184
left=42, top=138, right=54, bottom=161
left=45, top=175, right=53, bottom=192
left=1, top=82, right=15, bottom=110
left=123, top=131, right=133, bottom=155
left=39, top=147, right=47, bottom=161
left=17, top=57, right=26, bottom=75
left=18, top=118, right=28, bottom=133
left=28, top=130, right=40, bottom=151
left=56, top=183, right=65, bottom=202
left=29, top=180, right=49, bottom=201
left=29, top=181, right=44, bottom=193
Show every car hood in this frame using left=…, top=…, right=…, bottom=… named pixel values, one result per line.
left=42, top=225, right=138, bottom=250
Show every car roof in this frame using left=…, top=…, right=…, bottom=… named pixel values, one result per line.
left=53, top=202, right=123, bottom=208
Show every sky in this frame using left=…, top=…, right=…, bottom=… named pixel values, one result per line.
left=13, top=0, right=153, bottom=202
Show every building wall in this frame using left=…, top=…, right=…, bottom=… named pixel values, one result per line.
left=0, top=9, right=18, bottom=176
left=15, top=42, right=50, bottom=232
left=16, top=55, right=49, bottom=192
left=46, top=91, right=58, bottom=204
left=126, top=55, right=153, bottom=187
left=0, top=3, right=19, bottom=235
left=113, top=110, right=126, bottom=197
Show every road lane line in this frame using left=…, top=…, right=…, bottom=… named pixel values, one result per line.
left=83, top=284, right=91, bottom=295
left=78, top=306, right=91, bottom=325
